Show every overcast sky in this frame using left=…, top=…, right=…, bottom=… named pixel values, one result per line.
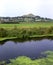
left=0, top=0, right=53, bottom=18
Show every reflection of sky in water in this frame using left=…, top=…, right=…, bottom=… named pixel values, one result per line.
left=0, top=39, right=53, bottom=61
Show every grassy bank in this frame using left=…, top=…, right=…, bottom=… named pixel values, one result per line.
left=30, top=34, right=53, bottom=37
left=0, top=22, right=53, bottom=41
left=0, top=22, right=53, bottom=29
left=0, top=34, right=53, bottom=41
left=0, top=37, right=17, bottom=41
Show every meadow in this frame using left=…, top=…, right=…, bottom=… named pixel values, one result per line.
left=0, top=22, right=53, bottom=29
left=0, top=22, right=53, bottom=41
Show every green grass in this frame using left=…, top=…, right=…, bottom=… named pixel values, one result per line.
left=30, top=34, right=53, bottom=37
left=0, top=22, right=53, bottom=41
left=0, top=22, right=53, bottom=29
left=0, top=34, right=53, bottom=41
left=0, top=37, right=17, bottom=41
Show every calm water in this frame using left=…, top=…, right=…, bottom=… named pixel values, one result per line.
left=0, top=38, right=53, bottom=61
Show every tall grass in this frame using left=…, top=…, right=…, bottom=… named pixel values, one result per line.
left=0, top=26, right=53, bottom=38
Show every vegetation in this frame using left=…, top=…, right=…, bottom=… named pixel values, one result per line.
left=0, top=51, right=53, bottom=65
left=0, top=22, right=53, bottom=41
left=0, top=22, right=53, bottom=28
left=0, top=14, right=53, bottom=65
left=0, top=14, right=52, bottom=23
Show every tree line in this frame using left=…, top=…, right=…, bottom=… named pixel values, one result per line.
left=0, top=14, right=52, bottom=23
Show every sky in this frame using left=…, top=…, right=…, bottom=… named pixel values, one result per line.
left=0, top=0, right=53, bottom=18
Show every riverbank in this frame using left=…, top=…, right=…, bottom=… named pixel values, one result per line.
left=30, top=34, right=53, bottom=37
left=0, top=37, right=17, bottom=41
left=0, top=23, right=53, bottom=42
left=0, top=34, right=53, bottom=41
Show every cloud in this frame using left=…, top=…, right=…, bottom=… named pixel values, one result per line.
left=0, top=0, right=53, bottom=18
left=0, top=0, right=6, bottom=16
left=1, top=0, right=43, bottom=16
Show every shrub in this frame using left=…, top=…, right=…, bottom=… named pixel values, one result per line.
left=0, top=28, right=7, bottom=37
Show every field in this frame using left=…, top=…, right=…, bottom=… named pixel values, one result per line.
left=0, top=22, right=53, bottom=41
left=0, top=22, right=53, bottom=29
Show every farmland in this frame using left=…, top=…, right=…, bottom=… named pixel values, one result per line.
left=0, top=22, right=53, bottom=29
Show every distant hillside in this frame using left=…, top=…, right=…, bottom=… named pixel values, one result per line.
left=22, top=13, right=35, bottom=17
left=0, top=13, right=53, bottom=23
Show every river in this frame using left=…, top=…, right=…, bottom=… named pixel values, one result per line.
left=0, top=37, right=53, bottom=61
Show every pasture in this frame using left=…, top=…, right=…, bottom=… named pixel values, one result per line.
left=0, top=22, right=53, bottom=29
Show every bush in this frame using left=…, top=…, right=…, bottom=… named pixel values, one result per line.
left=0, top=28, right=7, bottom=37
